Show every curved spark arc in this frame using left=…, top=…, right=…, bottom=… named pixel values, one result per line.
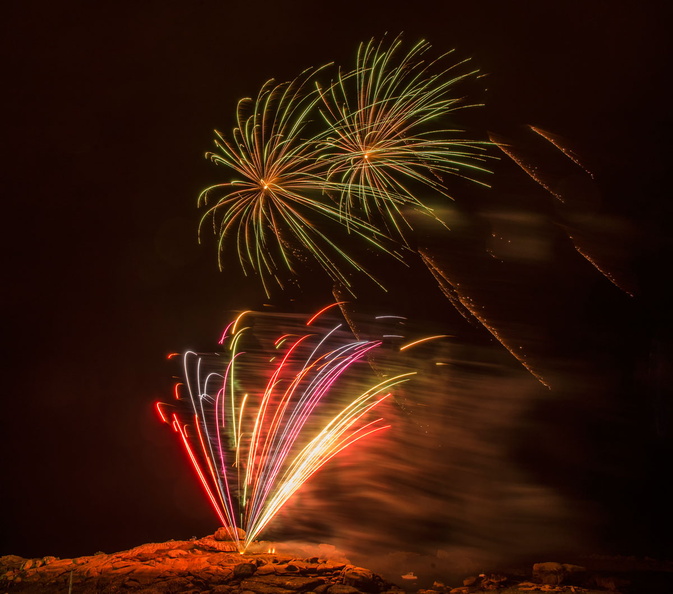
left=158, top=307, right=417, bottom=552
left=400, top=334, right=452, bottom=351
left=317, top=35, right=492, bottom=238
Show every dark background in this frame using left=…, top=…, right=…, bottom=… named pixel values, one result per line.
left=2, top=0, right=671, bottom=562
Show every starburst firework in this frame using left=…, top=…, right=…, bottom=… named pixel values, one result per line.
left=316, top=36, right=492, bottom=237
left=199, top=70, right=396, bottom=296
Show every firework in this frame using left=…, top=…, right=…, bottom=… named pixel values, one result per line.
left=488, top=131, right=566, bottom=203
left=420, top=249, right=550, bottom=388
left=491, top=128, right=634, bottom=296
left=529, top=125, right=595, bottom=179
left=199, top=69, right=398, bottom=297
left=157, top=307, right=415, bottom=551
left=316, top=35, right=492, bottom=238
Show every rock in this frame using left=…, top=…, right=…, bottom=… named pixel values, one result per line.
left=342, top=566, right=377, bottom=592
left=1, top=555, right=25, bottom=570
left=532, top=561, right=565, bottom=585
left=214, top=526, right=247, bottom=541
left=240, top=574, right=326, bottom=593
left=0, top=539, right=390, bottom=593
left=235, top=562, right=258, bottom=579
left=166, top=549, right=189, bottom=558
left=257, top=564, right=278, bottom=575
left=590, top=574, right=631, bottom=591
left=287, top=560, right=309, bottom=572
left=328, top=585, right=361, bottom=594
left=531, top=561, right=588, bottom=586
left=562, top=563, right=586, bottom=573
left=479, top=573, right=508, bottom=590
left=317, top=562, right=345, bottom=574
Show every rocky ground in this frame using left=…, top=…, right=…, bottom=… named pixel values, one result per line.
left=1, top=532, right=671, bottom=594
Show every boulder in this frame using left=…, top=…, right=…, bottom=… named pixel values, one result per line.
left=532, top=561, right=587, bottom=585
left=234, top=562, right=258, bottom=579
left=328, top=585, right=361, bottom=594
left=240, top=574, right=326, bottom=593
left=214, top=526, right=247, bottom=541
left=342, top=566, right=377, bottom=592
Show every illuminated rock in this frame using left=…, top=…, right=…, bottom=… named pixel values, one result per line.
left=215, top=526, right=247, bottom=541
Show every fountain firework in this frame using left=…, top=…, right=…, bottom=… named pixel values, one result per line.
left=156, top=305, right=419, bottom=551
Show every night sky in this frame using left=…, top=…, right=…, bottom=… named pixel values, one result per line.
left=3, top=0, right=672, bottom=563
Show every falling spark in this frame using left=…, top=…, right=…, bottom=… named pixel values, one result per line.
left=569, top=235, right=635, bottom=297
left=493, top=127, right=633, bottom=297
left=529, top=125, right=594, bottom=179
left=489, top=132, right=565, bottom=203
left=419, top=249, right=551, bottom=389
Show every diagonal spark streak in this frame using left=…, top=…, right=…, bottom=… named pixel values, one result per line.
left=420, top=249, right=550, bottom=389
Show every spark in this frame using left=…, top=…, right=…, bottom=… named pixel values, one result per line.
left=155, top=402, right=169, bottom=423
left=231, top=311, right=253, bottom=336
left=529, top=125, right=594, bottom=178
left=218, top=321, right=236, bottom=345
left=306, top=301, right=348, bottom=326
left=569, top=235, right=635, bottom=297
left=489, top=132, right=565, bottom=203
left=400, top=335, right=452, bottom=351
